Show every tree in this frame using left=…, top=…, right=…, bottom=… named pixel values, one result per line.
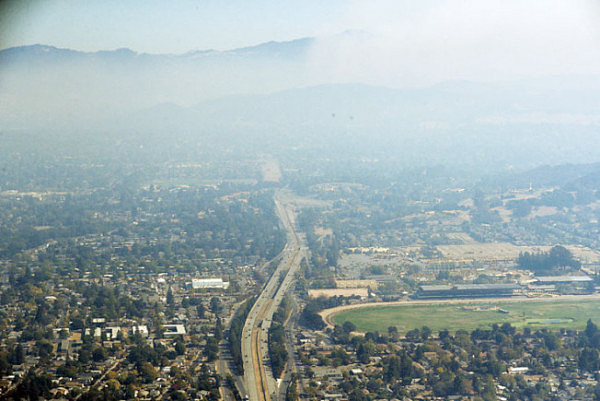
left=9, top=344, right=25, bottom=365
left=286, top=377, right=299, bottom=401
left=348, top=389, right=368, bottom=401
left=0, top=351, right=10, bottom=376
left=300, top=301, right=326, bottom=330
left=166, top=287, right=174, bottom=306
left=139, top=362, right=158, bottom=383
left=517, top=245, right=581, bottom=274
left=543, top=332, right=560, bottom=351
left=421, top=326, right=432, bottom=341
left=388, top=326, right=399, bottom=341
left=92, top=346, right=107, bottom=362
left=405, top=328, right=420, bottom=342
left=56, top=363, right=78, bottom=378
left=579, top=348, right=600, bottom=372
left=454, top=374, right=468, bottom=394
left=210, top=297, right=221, bottom=316
left=500, top=323, right=516, bottom=336
left=215, top=318, right=223, bottom=342
left=585, top=319, right=598, bottom=341
left=482, top=377, right=497, bottom=401
left=70, top=318, right=85, bottom=330
left=197, top=304, right=206, bottom=319
left=174, top=338, right=186, bottom=356
left=343, top=321, right=357, bottom=335
left=384, top=351, right=415, bottom=382
left=205, top=336, right=218, bottom=362
left=357, top=341, right=376, bottom=364
left=35, top=339, right=54, bottom=359
left=15, top=370, right=53, bottom=400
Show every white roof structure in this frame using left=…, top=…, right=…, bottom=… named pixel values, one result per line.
left=189, top=278, right=230, bottom=289
left=105, top=327, right=121, bottom=340
left=535, top=275, right=592, bottom=283
left=163, top=324, right=186, bottom=336
left=132, top=325, right=149, bottom=337
left=85, top=327, right=102, bottom=338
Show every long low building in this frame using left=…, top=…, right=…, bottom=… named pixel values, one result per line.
left=335, top=279, right=379, bottom=289
left=186, top=278, right=230, bottom=289
left=534, top=275, right=592, bottom=284
left=308, top=288, right=369, bottom=299
left=416, top=283, right=520, bottom=299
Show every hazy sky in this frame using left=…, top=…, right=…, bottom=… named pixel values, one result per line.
left=309, top=0, right=600, bottom=85
left=0, top=0, right=346, bottom=52
left=2, top=0, right=600, bottom=85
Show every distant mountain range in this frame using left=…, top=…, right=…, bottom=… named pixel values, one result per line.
left=0, top=38, right=319, bottom=129
left=0, top=37, right=316, bottom=64
left=2, top=38, right=600, bottom=170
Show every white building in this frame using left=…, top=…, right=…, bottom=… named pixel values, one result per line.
left=84, top=327, right=102, bottom=338
left=187, top=278, right=230, bottom=290
left=105, top=327, right=121, bottom=340
left=163, top=324, right=186, bottom=337
left=131, top=325, right=149, bottom=337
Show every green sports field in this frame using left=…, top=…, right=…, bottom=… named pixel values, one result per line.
left=333, top=299, right=600, bottom=333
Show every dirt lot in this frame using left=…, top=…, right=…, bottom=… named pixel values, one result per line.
left=433, top=243, right=600, bottom=264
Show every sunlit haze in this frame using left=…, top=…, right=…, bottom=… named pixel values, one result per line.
left=3, top=3, right=600, bottom=401
left=2, top=0, right=600, bottom=85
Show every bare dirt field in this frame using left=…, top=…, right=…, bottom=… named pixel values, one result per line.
left=260, top=159, right=282, bottom=182
left=433, top=243, right=600, bottom=264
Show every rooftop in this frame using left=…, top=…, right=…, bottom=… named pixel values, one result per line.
left=420, top=283, right=520, bottom=292
left=535, top=275, right=592, bottom=283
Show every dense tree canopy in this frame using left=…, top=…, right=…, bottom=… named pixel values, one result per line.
left=517, top=245, right=581, bottom=275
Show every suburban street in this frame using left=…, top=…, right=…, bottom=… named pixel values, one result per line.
left=242, top=194, right=307, bottom=401
left=276, top=294, right=302, bottom=401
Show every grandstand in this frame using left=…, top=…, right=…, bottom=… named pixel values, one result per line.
left=416, top=283, right=520, bottom=299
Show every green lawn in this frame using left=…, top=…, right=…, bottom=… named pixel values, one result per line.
left=333, top=299, right=600, bottom=333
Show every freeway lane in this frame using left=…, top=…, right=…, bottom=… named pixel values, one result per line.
left=242, top=194, right=307, bottom=401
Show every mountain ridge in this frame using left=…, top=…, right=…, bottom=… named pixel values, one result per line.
left=0, top=37, right=316, bottom=61
left=2, top=36, right=600, bottom=172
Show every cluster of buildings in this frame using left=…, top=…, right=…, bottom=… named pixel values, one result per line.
left=0, top=267, right=244, bottom=399
left=293, top=322, right=600, bottom=400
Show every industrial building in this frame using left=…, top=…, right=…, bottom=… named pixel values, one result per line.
left=186, top=278, right=230, bottom=290
left=308, top=288, right=369, bottom=299
left=527, top=275, right=594, bottom=295
left=533, top=275, right=592, bottom=284
left=416, top=283, right=520, bottom=299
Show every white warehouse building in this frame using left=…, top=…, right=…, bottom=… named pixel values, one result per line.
left=187, top=278, right=230, bottom=290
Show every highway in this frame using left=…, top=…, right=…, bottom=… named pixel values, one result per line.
left=242, top=193, right=307, bottom=401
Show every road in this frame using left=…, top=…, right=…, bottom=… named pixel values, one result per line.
left=276, top=293, right=303, bottom=401
left=217, top=339, right=245, bottom=401
left=216, top=300, right=247, bottom=401
left=242, top=193, right=307, bottom=401
left=74, top=358, right=124, bottom=400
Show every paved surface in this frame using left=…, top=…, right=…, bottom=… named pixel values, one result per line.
left=276, top=293, right=303, bottom=401
left=242, top=194, right=307, bottom=401
left=74, top=358, right=124, bottom=400
left=217, top=318, right=246, bottom=401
